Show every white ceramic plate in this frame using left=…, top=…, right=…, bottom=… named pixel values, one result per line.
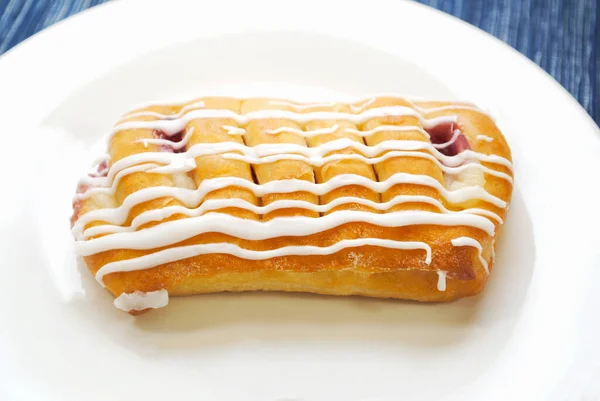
left=1, top=0, right=600, bottom=400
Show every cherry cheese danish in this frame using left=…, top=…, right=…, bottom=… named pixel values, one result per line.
left=71, top=96, right=513, bottom=313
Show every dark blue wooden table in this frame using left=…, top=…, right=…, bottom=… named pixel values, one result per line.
left=1, top=0, right=598, bottom=125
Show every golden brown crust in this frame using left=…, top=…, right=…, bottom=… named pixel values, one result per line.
left=73, top=96, right=512, bottom=312
left=241, top=99, right=319, bottom=219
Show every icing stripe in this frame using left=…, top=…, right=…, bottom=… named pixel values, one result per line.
left=476, top=135, right=495, bottom=142
left=119, top=100, right=206, bottom=122
left=80, top=195, right=503, bottom=239
left=144, top=123, right=468, bottom=151
left=350, top=98, right=376, bottom=113
left=221, top=125, right=246, bottom=135
left=219, top=151, right=512, bottom=180
left=437, top=270, right=447, bottom=291
left=107, top=106, right=457, bottom=142
left=76, top=163, right=162, bottom=201
left=433, top=129, right=461, bottom=150
left=75, top=210, right=495, bottom=256
left=125, top=95, right=489, bottom=120
left=73, top=97, right=511, bottom=295
left=72, top=173, right=505, bottom=238
left=451, top=237, right=489, bottom=274
left=79, top=138, right=513, bottom=190
left=137, top=126, right=195, bottom=150
left=113, top=289, right=169, bottom=312
left=77, top=150, right=511, bottom=202
left=268, top=98, right=488, bottom=117
left=266, top=124, right=340, bottom=137
left=268, top=100, right=337, bottom=110
left=95, top=238, right=433, bottom=284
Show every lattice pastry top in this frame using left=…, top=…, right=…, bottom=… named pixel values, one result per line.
left=71, top=95, right=513, bottom=313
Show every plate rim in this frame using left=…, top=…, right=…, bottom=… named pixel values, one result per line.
left=0, top=0, right=597, bottom=135
left=1, top=1, right=599, bottom=400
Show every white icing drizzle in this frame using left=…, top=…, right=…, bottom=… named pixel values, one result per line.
left=120, top=100, right=206, bottom=122
left=477, top=135, right=495, bottom=143
left=91, top=154, right=110, bottom=166
left=346, top=124, right=427, bottom=138
left=350, top=98, right=376, bottom=113
left=172, top=172, right=195, bottom=189
left=131, top=122, right=459, bottom=153
left=372, top=95, right=486, bottom=115
left=437, top=270, right=447, bottom=291
left=124, top=94, right=494, bottom=121
left=433, top=129, right=461, bottom=150
left=113, top=289, right=169, bottom=312
left=219, top=150, right=512, bottom=182
left=147, top=159, right=197, bottom=175
left=74, top=96, right=511, bottom=293
left=262, top=123, right=461, bottom=150
left=267, top=96, right=488, bottom=119
left=265, top=124, right=340, bottom=136
left=76, top=211, right=495, bottom=256
left=176, top=101, right=207, bottom=114
left=80, top=196, right=503, bottom=240
left=451, top=237, right=489, bottom=274
left=222, top=125, right=246, bottom=135
left=349, top=97, right=488, bottom=119
left=77, top=137, right=513, bottom=200
left=88, top=165, right=109, bottom=178
left=412, top=104, right=483, bottom=114
left=106, top=106, right=457, bottom=143
left=72, top=173, right=504, bottom=239
left=95, top=239, right=433, bottom=284
left=130, top=98, right=207, bottom=109
left=268, top=100, right=337, bottom=110
left=76, top=163, right=161, bottom=201
left=119, top=110, right=171, bottom=122
left=76, top=149, right=509, bottom=208
left=134, top=126, right=195, bottom=151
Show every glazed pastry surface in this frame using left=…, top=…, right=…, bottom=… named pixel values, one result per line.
left=71, top=95, right=513, bottom=313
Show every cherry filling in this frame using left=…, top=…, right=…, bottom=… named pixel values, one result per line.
left=154, top=129, right=186, bottom=153
left=70, top=202, right=82, bottom=227
left=425, top=121, right=471, bottom=157
left=75, top=182, right=89, bottom=194
left=72, top=160, right=109, bottom=225
left=72, top=183, right=90, bottom=227
left=88, top=160, right=108, bottom=178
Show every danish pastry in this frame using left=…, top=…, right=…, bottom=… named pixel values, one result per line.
left=71, top=95, right=513, bottom=313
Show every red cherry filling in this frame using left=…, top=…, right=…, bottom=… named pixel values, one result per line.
left=72, top=183, right=90, bottom=226
left=70, top=201, right=82, bottom=227
left=72, top=160, right=108, bottom=225
left=88, top=160, right=108, bottom=178
left=425, top=121, right=471, bottom=156
left=154, top=129, right=186, bottom=153
left=75, top=182, right=89, bottom=194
